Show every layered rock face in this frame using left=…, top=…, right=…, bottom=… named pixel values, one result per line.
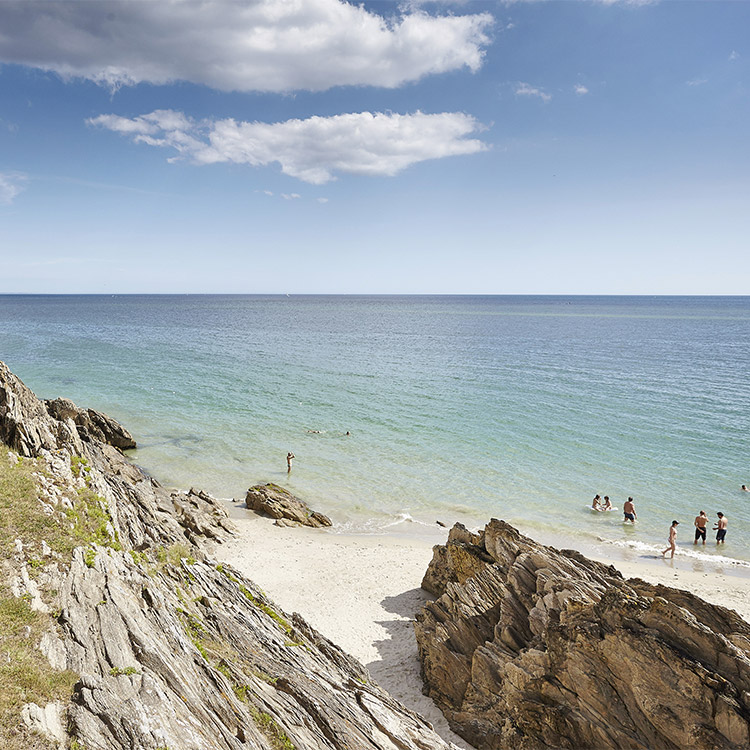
left=416, top=520, right=750, bottom=750
left=1, top=361, right=456, bottom=750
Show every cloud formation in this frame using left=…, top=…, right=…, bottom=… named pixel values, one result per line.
left=515, top=83, right=551, bottom=103
left=0, top=0, right=492, bottom=92
left=574, top=84, right=589, bottom=96
left=0, top=172, right=26, bottom=204
left=88, top=109, right=487, bottom=184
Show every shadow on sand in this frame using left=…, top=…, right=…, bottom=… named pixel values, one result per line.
left=365, top=587, right=475, bottom=750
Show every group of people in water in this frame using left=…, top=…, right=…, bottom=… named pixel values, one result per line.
left=591, top=492, right=735, bottom=560
left=661, top=512, right=728, bottom=558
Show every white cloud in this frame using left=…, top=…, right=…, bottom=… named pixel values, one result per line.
left=574, top=84, right=589, bottom=96
left=282, top=193, right=301, bottom=200
left=0, top=0, right=492, bottom=92
left=729, top=50, right=740, bottom=61
left=317, top=198, right=329, bottom=204
left=686, top=77, right=707, bottom=87
left=88, top=109, right=488, bottom=184
left=0, top=172, right=26, bottom=204
left=515, top=82, right=551, bottom=103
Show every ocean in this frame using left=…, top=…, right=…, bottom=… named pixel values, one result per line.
left=1, top=294, right=748, bottom=571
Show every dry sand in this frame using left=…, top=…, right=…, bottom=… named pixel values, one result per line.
left=215, top=512, right=750, bottom=750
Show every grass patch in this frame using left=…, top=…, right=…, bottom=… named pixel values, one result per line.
left=0, top=586, right=78, bottom=747
left=156, top=543, right=196, bottom=568
left=249, top=706, right=295, bottom=750
left=0, top=451, right=122, bottom=562
left=70, top=455, right=89, bottom=479
left=109, top=666, right=140, bottom=677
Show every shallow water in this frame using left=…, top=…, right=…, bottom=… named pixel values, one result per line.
left=1, top=294, right=748, bottom=570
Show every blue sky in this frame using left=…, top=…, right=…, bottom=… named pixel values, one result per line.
left=1, top=0, right=748, bottom=294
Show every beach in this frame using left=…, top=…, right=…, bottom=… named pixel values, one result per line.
left=216, top=509, right=750, bottom=749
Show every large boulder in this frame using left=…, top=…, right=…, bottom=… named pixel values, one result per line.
left=416, top=519, right=750, bottom=750
left=245, top=483, right=333, bottom=528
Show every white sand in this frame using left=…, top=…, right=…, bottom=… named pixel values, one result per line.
left=215, top=512, right=750, bottom=750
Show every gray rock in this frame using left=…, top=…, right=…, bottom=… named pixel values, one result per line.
left=46, top=397, right=136, bottom=450
left=1, top=361, right=456, bottom=750
left=246, top=483, right=333, bottom=527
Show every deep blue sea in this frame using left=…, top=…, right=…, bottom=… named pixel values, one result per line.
left=1, top=295, right=749, bottom=569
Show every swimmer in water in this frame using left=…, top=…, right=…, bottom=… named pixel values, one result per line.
left=623, top=497, right=637, bottom=523
left=592, top=494, right=602, bottom=510
left=694, top=510, right=708, bottom=545
left=603, top=496, right=612, bottom=510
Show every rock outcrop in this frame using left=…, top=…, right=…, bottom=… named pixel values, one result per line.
left=246, top=483, right=333, bottom=528
left=415, top=520, right=750, bottom=750
left=0, top=361, right=455, bottom=750
left=46, top=397, right=137, bottom=450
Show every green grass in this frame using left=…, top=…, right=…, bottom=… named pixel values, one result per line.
left=0, top=452, right=108, bottom=747
left=156, top=543, right=196, bottom=567
left=0, top=451, right=121, bottom=563
left=70, top=455, right=89, bottom=479
left=0, top=586, right=78, bottom=748
left=109, top=666, right=140, bottom=677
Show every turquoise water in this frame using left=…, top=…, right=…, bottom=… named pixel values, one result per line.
left=1, top=295, right=749, bottom=568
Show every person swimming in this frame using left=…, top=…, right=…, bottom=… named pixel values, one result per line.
left=623, top=497, right=637, bottom=523
left=592, top=494, right=602, bottom=510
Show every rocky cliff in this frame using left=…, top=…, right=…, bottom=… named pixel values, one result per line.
left=0, top=361, right=457, bottom=750
left=415, top=520, right=750, bottom=750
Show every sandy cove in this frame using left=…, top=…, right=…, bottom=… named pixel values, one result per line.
left=216, top=512, right=750, bottom=750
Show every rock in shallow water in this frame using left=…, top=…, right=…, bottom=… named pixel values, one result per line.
left=245, top=483, right=333, bottom=528
left=416, top=519, right=750, bottom=750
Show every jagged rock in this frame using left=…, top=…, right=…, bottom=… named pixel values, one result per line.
left=245, top=483, right=333, bottom=528
left=416, top=519, right=750, bottom=750
left=1, top=361, right=455, bottom=750
left=46, top=397, right=136, bottom=450
left=172, top=487, right=236, bottom=543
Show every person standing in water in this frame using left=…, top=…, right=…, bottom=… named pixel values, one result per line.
left=714, top=512, right=728, bottom=544
left=623, top=497, right=637, bottom=523
left=662, top=520, right=679, bottom=558
left=694, top=510, right=708, bottom=545
left=286, top=452, right=295, bottom=472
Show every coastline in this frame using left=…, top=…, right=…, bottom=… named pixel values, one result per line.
left=216, top=506, right=750, bottom=749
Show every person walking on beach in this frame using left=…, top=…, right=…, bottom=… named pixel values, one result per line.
left=694, top=510, right=708, bottom=545
left=662, top=520, right=679, bottom=558
left=286, top=452, right=295, bottom=472
left=623, top=497, right=637, bottom=523
left=714, top=512, right=728, bottom=544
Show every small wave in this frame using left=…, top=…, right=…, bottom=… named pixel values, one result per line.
left=609, top=538, right=750, bottom=568
left=382, top=512, right=433, bottom=529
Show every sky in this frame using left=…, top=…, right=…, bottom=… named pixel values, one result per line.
left=0, top=0, right=748, bottom=294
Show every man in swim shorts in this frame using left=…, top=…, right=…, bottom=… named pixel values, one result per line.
left=714, top=512, right=728, bottom=544
left=694, top=510, right=708, bottom=545
left=623, top=497, right=636, bottom=523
